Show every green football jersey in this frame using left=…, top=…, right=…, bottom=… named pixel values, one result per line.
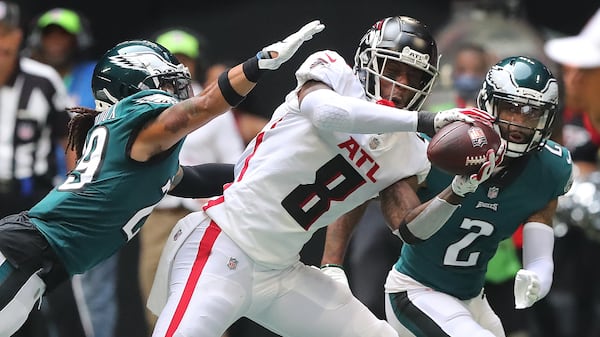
left=29, top=90, right=184, bottom=275
left=395, top=139, right=573, bottom=300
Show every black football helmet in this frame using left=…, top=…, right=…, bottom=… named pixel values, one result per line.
left=92, top=40, right=192, bottom=111
left=477, top=56, right=558, bottom=158
left=354, top=16, right=439, bottom=111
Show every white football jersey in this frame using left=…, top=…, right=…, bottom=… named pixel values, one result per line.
left=204, top=50, right=430, bottom=268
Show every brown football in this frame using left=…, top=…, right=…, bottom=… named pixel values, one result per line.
left=427, top=120, right=501, bottom=175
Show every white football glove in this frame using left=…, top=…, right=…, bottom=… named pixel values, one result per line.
left=433, top=108, right=473, bottom=132
left=257, top=20, right=325, bottom=70
left=433, top=107, right=496, bottom=132
left=320, top=264, right=350, bottom=289
left=514, top=269, right=542, bottom=309
left=451, top=139, right=507, bottom=197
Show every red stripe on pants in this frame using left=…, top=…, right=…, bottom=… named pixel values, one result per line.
left=165, top=221, right=221, bottom=337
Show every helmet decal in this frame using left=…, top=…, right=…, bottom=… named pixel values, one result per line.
left=92, top=40, right=192, bottom=111
left=477, top=56, right=558, bottom=158
left=108, top=51, right=177, bottom=74
left=353, top=16, right=439, bottom=111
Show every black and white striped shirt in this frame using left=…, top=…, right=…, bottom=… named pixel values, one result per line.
left=0, top=57, right=71, bottom=194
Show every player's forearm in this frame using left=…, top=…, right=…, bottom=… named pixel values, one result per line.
left=151, top=72, right=250, bottom=149
left=395, top=194, right=460, bottom=245
left=321, top=227, right=351, bottom=265
left=321, top=203, right=368, bottom=265
left=168, top=164, right=234, bottom=198
left=216, top=59, right=261, bottom=108
left=380, top=180, right=419, bottom=231
left=393, top=187, right=462, bottom=244
left=522, top=221, right=554, bottom=298
left=163, top=59, right=259, bottom=136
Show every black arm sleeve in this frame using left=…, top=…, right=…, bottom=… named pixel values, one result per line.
left=168, top=163, right=235, bottom=198
left=416, top=111, right=436, bottom=137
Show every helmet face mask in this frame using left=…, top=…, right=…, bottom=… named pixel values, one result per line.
left=477, top=56, right=558, bottom=158
left=92, top=40, right=192, bottom=110
left=354, top=16, right=439, bottom=111
left=139, top=66, right=193, bottom=100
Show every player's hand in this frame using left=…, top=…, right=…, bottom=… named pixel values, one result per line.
left=433, top=108, right=474, bottom=132
left=514, top=269, right=542, bottom=309
left=433, top=107, right=496, bottom=132
left=473, top=138, right=506, bottom=181
left=451, top=140, right=505, bottom=197
left=258, top=20, right=325, bottom=70
left=320, top=264, right=350, bottom=289
left=459, top=107, right=496, bottom=126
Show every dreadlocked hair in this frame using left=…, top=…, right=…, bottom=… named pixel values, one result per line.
left=67, top=107, right=102, bottom=158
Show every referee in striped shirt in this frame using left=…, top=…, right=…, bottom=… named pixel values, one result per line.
left=0, top=1, right=74, bottom=218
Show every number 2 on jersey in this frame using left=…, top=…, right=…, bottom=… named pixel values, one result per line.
left=443, top=218, right=494, bottom=267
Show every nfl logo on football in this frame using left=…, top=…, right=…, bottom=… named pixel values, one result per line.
left=468, top=127, right=488, bottom=147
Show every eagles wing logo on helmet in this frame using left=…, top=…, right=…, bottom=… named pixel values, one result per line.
left=484, top=65, right=506, bottom=92
left=477, top=56, right=558, bottom=158
left=108, top=52, right=175, bottom=74
left=92, top=40, right=192, bottom=111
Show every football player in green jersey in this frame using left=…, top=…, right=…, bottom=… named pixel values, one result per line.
left=0, top=20, right=324, bottom=337
left=321, top=56, right=573, bottom=336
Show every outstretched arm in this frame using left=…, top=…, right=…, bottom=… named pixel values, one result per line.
left=298, top=85, right=483, bottom=135
left=168, top=163, right=234, bottom=198
left=394, top=140, right=507, bottom=244
left=132, top=20, right=325, bottom=161
left=391, top=184, right=462, bottom=244
left=514, top=199, right=557, bottom=309
left=319, top=202, right=369, bottom=288
left=321, top=202, right=369, bottom=266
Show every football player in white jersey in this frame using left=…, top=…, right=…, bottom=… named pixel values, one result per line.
left=149, top=16, right=500, bottom=337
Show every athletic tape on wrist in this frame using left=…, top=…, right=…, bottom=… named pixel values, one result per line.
left=416, top=111, right=436, bottom=137
left=242, top=55, right=265, bottom=83
left=217, top=69, right=245, bottom=107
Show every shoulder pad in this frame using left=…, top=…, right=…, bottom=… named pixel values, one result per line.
left=295, top=50, right=364, bottom=98
left=541, top=140, right=573, bottom=196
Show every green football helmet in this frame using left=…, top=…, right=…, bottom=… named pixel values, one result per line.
left=92, top=40, right=192, bottom=110
left=477, top=56, right=558, bottom=158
